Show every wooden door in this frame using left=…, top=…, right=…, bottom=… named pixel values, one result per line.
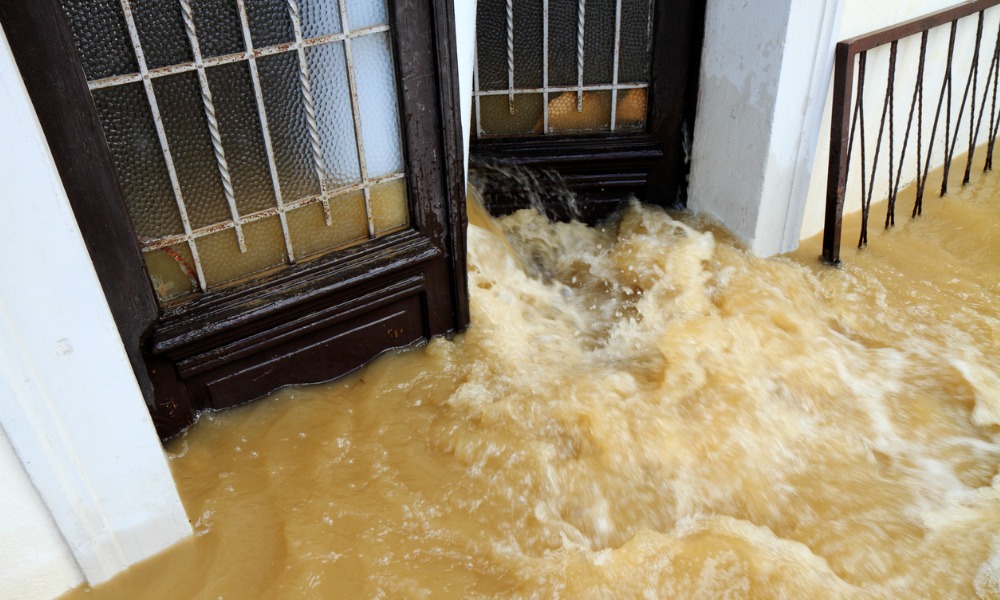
left=470, top=0, right=705, bottom=220
left=1, top=0, right=468, bottom=439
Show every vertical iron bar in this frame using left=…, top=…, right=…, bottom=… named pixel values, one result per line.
left=235, top=0, right=296, bottom=263
left=542, top=0, right=549, bottom=132
left=576, top=0, right=586, bottom=111
left=338, top=0, right=376, bottom=238
left=885, top=42, right=898, bottom=228
left=988, top=19, right=1000, bottom=170
left=967, top=11, right=996, bottom=181
left=856, top=51, right=870, bottom=248
left=609, top=0, right=622, bottom=131
left=892, top=33, right=927, bottom=227
left=941, top=20, right=959, bottom=195
left=179, top=0, right=248, bottom=253
left=287, top=0, right=333, bottom=225
left=919, top=20, right=957, bottom=211
left=118, top=0, right=208, bottom=290
left=915, top=32, right=927, bottom=215
left=957, top=10, right=985, bottom=185
left=507, top=0, right=515, bottom=114
left=822, top=42, right=855, bottom=264
left=473, top=45, right=483, bottom=136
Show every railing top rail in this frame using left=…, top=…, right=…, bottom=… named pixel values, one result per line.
left=842, top=0, right=997, bottom=55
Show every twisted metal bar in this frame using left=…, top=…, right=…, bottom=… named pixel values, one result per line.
left=180, top=0, right=247, bottom=252
left=507, top=0, right=515, bottom=114
left=576, top=0, right=586, bottom=111
left=234, top=0, right=296, bottom=262
left=888, top=33, right=928, bottom=228
left=287, top=0, right=333, bottom=225
left=118, top=0, right=208, bottom=291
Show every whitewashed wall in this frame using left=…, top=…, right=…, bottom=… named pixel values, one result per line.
left=0, top=27, right=190, bottom=599
left=799, top=0, right=1000, bottom=241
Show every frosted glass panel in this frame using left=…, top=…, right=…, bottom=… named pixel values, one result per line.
left=546, top=0, right=578, bottom=87
left=549, top=91, right=611, bottom=133
left=190, top=0, right=244, bottom=59
left=616, top=88, right=647, bottom=132
left=299, top=0, right=343, bottom=38
left=91, top=83, right=182, bottom=240
left=197, top=217, right=288, bottom=287
left=620, top=0, right=654, bottom=83
left=346, top=0, right=388, bottom=30
left=370, top=179, right=409, bottom=234
left=287, top=194, right=369, bottom=259
left=60, top=0, right=137, bottom=81
left=474, top=0, right=655, bottom=136
left=206, top=62, right=278, bottom=216
left=132, top=1, right=192, bottom=70
left=352, top=33, right=404, bottom=178
left=257, top=52, right=323, bottom=203
left=144, top=244, right=198, bottom=303
left=154, top=72, right=231, bottom=229
left=513, top=0, right=544, bottom=88
left=245, top=0, right=296, bottom=48
left=475, top=0, right=508, bottom=90
left=69, top=1, right=414, bottom=302
left=306, top=43, right=363, bottom=188
left=583, top=0, right=615, bottom=85
left=481, top=94, right=544, bottom=136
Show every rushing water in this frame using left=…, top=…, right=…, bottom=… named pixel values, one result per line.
left=68, top=173, right=1000, bottom=598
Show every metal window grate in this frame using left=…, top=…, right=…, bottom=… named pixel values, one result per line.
left=473, top=0, right=656, bottom=137
left=61, top=0, right=409, bottom=301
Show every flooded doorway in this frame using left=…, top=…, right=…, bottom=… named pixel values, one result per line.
left=470, top=0, right=705, bottom=219
left=0, top=0, right=468, bottom=438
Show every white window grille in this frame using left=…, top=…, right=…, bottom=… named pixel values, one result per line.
left=473, top=0, right=656, bottom=136
left=60, top=0, right=409, bottom=303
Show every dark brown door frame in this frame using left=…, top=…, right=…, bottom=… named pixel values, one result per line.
left=471, top=0, right=706, bottom=220
left=1, top=0, right=468, bottom=440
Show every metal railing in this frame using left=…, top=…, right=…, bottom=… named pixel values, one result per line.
left=822, top=0, right=1000, bottom=264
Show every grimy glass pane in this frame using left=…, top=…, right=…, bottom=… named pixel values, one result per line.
left=583, top=0, right=615, bottom=85
left=91, top=83, right=183, bottom=241
left=256, top=52, right=322, bottom=204
left=306, top=42, right=363, bottom=189
left=548, top=90, right=611, bottom=133
left=196, top=217, right=288, bottom=287
left=298, top=0, right=343, bottom=39
left=144, top=243, right=198, bottom=303
left=154, top=72, right=232, bottom=230
left=513, top=0, right=544, bottom=89
left=481, top=93, right=544, bottom=136
left=286, top=193, right=369, bottom=259
left=206, top=62, right=279, bottom=216
left=546, top=0, right=578, bottom=87
left=476, top=0, right=508, bottom=90
left=352, top=32, right=404, bottom=178
left=132, top=0, right=193, bottom=70
left=245, top=0, right=296, bottom=48
left=59, top=0, right=137, bottom=81
left=619, top=0, right=655, bottom=83
left=370, top=179, right=409, bottom=234
left=616, top=88, right=647, bottom=131
left=346, top=0, right=388, bottom=30
left=190, top=0, right=244, bottom=59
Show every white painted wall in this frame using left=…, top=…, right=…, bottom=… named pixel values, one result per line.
left=799, top=0, right=1000, bottom=240
left=0, top=429, right=83, bottom=599
left=0, top=27, right=191, bottom=598
left=455, top=0, right=478, bottom=181
left=688, top=0, right=844, bottom=256
left=690, top=0, right=997, bottom=254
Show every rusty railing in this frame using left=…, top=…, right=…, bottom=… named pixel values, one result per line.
left=823, top=0, right=1000, bottom=264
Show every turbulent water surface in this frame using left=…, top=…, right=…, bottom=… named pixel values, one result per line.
left=69, top=174, right=1000, bottom=598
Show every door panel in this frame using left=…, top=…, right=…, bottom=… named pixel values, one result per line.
left=0, top=0, right=468, bottom=439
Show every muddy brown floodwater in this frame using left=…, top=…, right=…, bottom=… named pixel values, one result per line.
left=67, top=170, right=1000, bottom=599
